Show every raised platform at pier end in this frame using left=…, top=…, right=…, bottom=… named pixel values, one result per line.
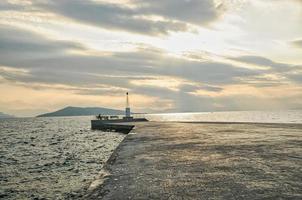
left=83, top=122, right=302, bottom=200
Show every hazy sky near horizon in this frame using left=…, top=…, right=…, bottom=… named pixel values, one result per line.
left=0, top=0, right=302, bottom=117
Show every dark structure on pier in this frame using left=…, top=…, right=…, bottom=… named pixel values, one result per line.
left=91, top=92, right=148, bottom=134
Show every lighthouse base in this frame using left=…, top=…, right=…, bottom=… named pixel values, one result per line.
left=91, top=118, right=148, bottom=134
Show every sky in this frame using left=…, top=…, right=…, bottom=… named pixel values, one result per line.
left=0, top=0, right=302, bottom=117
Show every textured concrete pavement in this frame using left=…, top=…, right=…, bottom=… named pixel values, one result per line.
left=83, top=122, right=302, bottom=200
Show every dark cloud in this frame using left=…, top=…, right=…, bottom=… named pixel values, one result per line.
left=286, top=73, right=302, bottom=83
left=291, top=39, right=302, bottom=48
left=1, top=50, right=260, bottom=87
left=37, top=0, right=187, bottom=35
left=0, top=1, right=23, bottom=11
left=134, top=0, right=224, bottom=25
left=235, top=75, right=286, bottom=87
left=0, top=25, right=85, bottom=59
left=230, top=55, right=292, bottom=72
left=36, top=0, right=223, bottom=35
left=200, top=85, right=223, bottom=92
left=230, top=55, right=302, bottom=85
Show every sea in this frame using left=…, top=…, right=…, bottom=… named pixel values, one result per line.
left=0, top=110, right=302, bottom=199
left=145, top=110, right=302, bottom=124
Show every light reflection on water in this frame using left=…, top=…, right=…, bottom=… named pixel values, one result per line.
left=144, top=110, right=302, bottom=124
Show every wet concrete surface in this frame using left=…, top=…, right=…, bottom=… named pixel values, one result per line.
left=83, top=122, right=302, bottom=200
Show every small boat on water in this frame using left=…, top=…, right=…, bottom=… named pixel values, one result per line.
left=91, top=92, right=148, bottom=134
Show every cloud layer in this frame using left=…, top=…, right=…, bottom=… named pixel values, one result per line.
left=0, top=0, right=302, bottom=116
left=36, top=0, right=224, bottom=35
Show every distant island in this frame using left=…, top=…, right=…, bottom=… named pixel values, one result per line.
left=37, top=106, right=127, bottom=117
left=0, top=112, right=15, bottom=119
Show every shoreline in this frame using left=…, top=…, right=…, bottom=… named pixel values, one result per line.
left=70, top=133, right=129, bottom=199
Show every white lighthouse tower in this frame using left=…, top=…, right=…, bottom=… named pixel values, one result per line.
left=125, top=92, right=132, bottom=119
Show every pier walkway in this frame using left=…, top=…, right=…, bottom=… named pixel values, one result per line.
left=83, top=122, right=302, bottom=200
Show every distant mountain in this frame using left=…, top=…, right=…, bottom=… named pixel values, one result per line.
left=0, top=112, right=15, bottom=119
left=37, top=106, right=126, bottom=117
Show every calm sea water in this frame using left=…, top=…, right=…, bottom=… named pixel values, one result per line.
left=145, top=110, right=302, bottom=124
left=0, top=110, right=301, bottom=199
left=0, top=116, right=125, bottom=200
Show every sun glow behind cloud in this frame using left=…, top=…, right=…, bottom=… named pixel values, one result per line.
left=0, top=0, right=302, bottom=116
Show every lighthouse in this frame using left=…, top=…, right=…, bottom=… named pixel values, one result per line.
left=91, top=92, right=148, bottom=132
left=125, top=92, right=131, bottom=118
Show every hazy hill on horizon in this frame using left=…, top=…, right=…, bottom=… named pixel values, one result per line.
left=0, top=112, right=15, bottom=119
left=37, top=106, right=126, bottom=117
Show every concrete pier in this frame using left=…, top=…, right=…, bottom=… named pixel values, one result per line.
left=83, top=122, right=302, bottom=199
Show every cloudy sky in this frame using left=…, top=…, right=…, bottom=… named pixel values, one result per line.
left=0, top=0, right=302, bottom=117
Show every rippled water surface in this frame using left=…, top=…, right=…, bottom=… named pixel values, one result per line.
left=0, top=117, right=125, bottom=200
left=1, top=110, right=302, bottom=199
left=146, top=110, right=302, bottom=124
